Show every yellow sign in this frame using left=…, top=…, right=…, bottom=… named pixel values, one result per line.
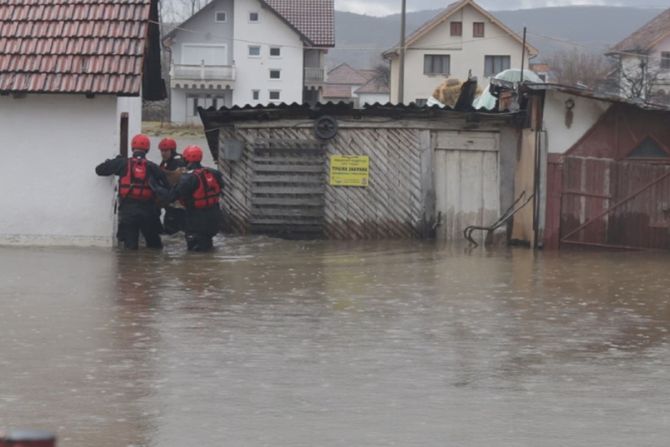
left=329, top=155, right=369, bottom=187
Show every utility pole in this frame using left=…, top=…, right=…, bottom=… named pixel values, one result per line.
left=398, top=0, right=407, bottom=104
left=520, top=26, right=527, bottom=83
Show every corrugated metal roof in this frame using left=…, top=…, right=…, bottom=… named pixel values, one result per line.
left=0, top=0, right=153, bottom=95
left=523, top=82, right=670, bottom=112
left=261, top=0, right=335, bottom=47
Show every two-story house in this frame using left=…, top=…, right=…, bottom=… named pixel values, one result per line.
left=607, top=8, right=670, bottom=102
left=383, top=0, right=537, bottom=105
left=322, top=63, right=390, bottom=106
left=164, top=0, right=334, bottom=123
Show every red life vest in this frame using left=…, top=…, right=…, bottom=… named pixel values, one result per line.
left=191, top=168, right=221, bottom=209
left=119, top=158, right=154, bottom=201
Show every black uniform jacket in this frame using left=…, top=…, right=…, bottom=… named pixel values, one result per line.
left=95, top=153, right=170, bottom=203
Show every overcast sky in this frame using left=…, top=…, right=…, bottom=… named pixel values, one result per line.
left=335, top=0, right=668, bottom=16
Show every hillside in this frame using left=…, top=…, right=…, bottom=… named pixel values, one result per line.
left=328, top=6, right=664, bottom=70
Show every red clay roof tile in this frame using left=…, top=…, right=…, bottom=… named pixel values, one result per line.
left=0, top=0, right=153, bottom=95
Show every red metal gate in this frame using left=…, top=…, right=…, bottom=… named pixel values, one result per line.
left=556, top=156, right=670, bottom=250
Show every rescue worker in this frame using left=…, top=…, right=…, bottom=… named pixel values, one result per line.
left=170, top=145, right=224, bottom=252
left=95, top=134, right=169, bottom=250
left=158, top=137, right=187, bottom=235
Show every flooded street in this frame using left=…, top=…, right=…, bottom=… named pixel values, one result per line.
left=1, top=238, right=670, bottom=446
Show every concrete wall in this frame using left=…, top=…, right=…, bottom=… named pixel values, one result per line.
left=170, top=88, right=233, bottom=124
left=171, top=0, right=235, bottom=66
left=357, top=93, right=390, bottom=106
left=390, top=4, right=530, bottom=103
left=232, top=0, right=304, bottom=106
left=117, top=96, right=142, bottom=143
left=543, top=91, right=609, bottom=154
left=0, top=94, right=119, bottom=246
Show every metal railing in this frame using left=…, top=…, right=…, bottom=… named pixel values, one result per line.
left=172, top=63, right=236, bottom=81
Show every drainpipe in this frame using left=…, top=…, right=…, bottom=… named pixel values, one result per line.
left=398, top=0, right=407, bottom=104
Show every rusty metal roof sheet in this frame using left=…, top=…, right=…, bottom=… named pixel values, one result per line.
left=0, top=0, right=153, bottom=95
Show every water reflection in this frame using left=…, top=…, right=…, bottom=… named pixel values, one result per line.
left=1, top=239, right=669, bottom=446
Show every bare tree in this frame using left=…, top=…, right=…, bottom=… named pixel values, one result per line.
left=615, top=54, right=663, bottom=101
left=371, top=63, right=390, bottom=88
left=546, top=48, right=611, bottom=89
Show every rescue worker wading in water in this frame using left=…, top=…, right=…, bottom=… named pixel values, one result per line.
left=158, top=137, right=187, bottom=235
left=95, top=134, right=169, bottom=250
left=170, top=145, right=224, bottom=252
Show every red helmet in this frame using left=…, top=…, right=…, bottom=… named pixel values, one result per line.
left=158, top=137, right=177, bottom=151
left=183, top=145, right=203, bottom=163
left=131, top=134, right=151, bottom=152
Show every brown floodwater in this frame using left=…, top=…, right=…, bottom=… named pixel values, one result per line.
left=1, top=237, right=669, bottom=446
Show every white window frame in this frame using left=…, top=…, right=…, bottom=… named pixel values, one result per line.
left=248, top=45, right=261, bottom=58
left=269, top=90, right=281, bottom=101
left=215, top=10, right=227, bottom=23
left=269, top=69, right=281, bottom=80
left=269, top=47, right=282, bottom=58
left=249, top=11, right=260, bottom=23
left=252, top=90, right=261, bottom=101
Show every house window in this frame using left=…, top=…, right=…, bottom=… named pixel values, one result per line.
left=415, top=98, right=428, bottom=107
left=627, top=137, right=669, bottom=159
left=252, top=90, right=260, bottom=100
left=661, top=52, right=670, bottom=70
left=215, top=11, right=227, bottom=23
left=473, top=22, right=485, bottom=38
left=249, top=12, right=259, bottom=22
left=484, top=55, right=511, bottom=77
left=269, top=69, right=281, bottom=80
left=248, top=45, right=261, bottom=57
left=270, top=47, right=281, bottom=57
left=450, top=22, right=462, bottom=37
left=424, top=54, right=450, bottom=75
left=269, top=90, right=281, bottom=101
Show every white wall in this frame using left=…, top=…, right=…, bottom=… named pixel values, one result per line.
left=0, top=94, right=120, bottom=246
left=117, top=96, right=143, bottom=143
left=233, top=0, right=304, bottom=106
left=543, top=91, right=610, bottom=154
left=390, top=4, right=530, bottom=103
left=357, top=93, right=390, bottom=106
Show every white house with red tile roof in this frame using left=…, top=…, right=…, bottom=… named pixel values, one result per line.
left=322, top=63, right=390, bottom=106
left=0, top=0, right=164, bottom=246
left=164, top=0, right=335, bottom=124
left=383, top=0, right=537, bottom=105
left=607, top=7, right=670, bottom=101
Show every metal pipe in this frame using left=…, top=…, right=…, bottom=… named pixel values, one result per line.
left=398, top=0, right=407, bottom=104
left=520, top=26, right=527, bottom=83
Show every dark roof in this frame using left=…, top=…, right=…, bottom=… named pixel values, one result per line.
left=0, top=0, right=161, bottom=96
left=261, top=0, right=335, bottom=47
left=198, top=101, right=521, bottom=160
left=609, top=8, right=670, bottom=54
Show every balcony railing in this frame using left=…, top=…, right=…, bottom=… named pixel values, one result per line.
left=172, top=63, right=236, bottom=82
left=304, top=67, right=325, bottom=83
